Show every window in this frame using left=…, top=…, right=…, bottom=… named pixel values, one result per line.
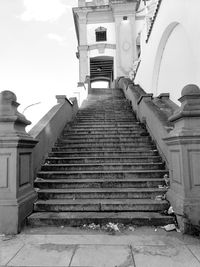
left=95, top=27, right=107, bottom=42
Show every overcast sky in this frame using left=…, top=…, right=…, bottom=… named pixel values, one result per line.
left=0, top=0, right=78, bottom=128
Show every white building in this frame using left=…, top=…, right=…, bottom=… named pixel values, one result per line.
left=134, top=0, right=200, bottom=103
left=73, top=0, right=139, bottom=87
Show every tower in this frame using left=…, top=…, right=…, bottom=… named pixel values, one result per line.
left=73, top=0, right=138, bottom=87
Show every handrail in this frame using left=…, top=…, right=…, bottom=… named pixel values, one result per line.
left=117, top=77, right=178, bottom=165
left=29, top=95, right=78, bottom=177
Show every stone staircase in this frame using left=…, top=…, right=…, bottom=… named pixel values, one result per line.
left=28, top=88, right=174, bottom=227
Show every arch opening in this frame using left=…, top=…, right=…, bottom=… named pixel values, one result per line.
left=151, top=22, right=195, bottom=102
left=90, top=56, right=114, bottom=84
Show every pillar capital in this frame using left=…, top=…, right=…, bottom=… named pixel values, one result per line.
left=168, top=84, right=200, bottom=135
left=77, top=10, right=88, bottom=23
left=169, top=84, right=200, bottom=122
left=0, top=90, right=31, bottom=137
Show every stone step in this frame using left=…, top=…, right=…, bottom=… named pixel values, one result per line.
left=27, top=211, right=174, bottom=227
left=63, top=129, right=147, bottom=135
left=61, top=133, right=149, bottom=139
left=34, top=178, right=165, bottom=189
left=71, top=120, right=138, bottom=125
left=52, top=144, right=155, bottom=152
left=37, top=188, right=167, bottom=200
left=78, top=112, right=134, bottom=116
left=75, top=116, right=136, bottom=120
left=34, top=198, right=170, bottom=212
left=57, top=136, right=151, bottom=144
left=80, top=106, right=132, bottom=110
left=54, top=142, right=154, bottom=148
left=45, top=156, right=161, bottom=164
left=30, top=87, right=171, bottom=228
left=48, top=150, right=159, bottom=158
left=68, top=124, right=142, bottom=129
left=37, top=170, right=168, bottom=179
left=41, top=162, right=164, bottom=172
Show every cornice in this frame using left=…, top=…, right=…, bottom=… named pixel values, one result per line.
left=89, top=43, right=116, bottom=50
left=78, top=43, right=116, bottom=51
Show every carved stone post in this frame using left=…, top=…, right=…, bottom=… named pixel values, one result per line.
left=0, top=91, right=38, bottom=234
left=164, top=84, right=200, bottom=232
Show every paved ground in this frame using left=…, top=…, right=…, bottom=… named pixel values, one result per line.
left=0, top=226, right=200, bottom=267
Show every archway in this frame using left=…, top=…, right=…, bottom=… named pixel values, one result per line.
left=90, top=76, right=110, bottom=89
left=151, top=22, right=179, bottom=96
left=90, top=56, right=114, bottom=86
left=151, top=22, right=195, bottom=102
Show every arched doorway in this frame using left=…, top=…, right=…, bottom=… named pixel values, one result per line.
left=90, top=56, right=114, bottom=88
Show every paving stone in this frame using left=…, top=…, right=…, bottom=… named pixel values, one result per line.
left=187, top=245, right=200, bottom=263
left=0, top=237, right=24, bottom=266
left=7, top=243, right=75, bottom=266
left=132, top=245, right=200, bottom=267
left=70, top=245, right=134, bottom=267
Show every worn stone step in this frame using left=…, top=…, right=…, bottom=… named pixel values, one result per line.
left=80, top=107, right=132, bottom=110
left=37, top=188, right=167, bottom=200
left=30, top=87, right=171, bottom=228
left=41, top=162, right=164, bottom=172
left=37, top=170, right=168, bottom=179
left=62, top=133, right=149, bottom=139
left=63, top=129, right=147, bottom=135
left=54, top=142, right=154, bottom=148
left=71, top=121, right=138, bottom=126
left=49, top=150, right=159, bottom=158
left=57, top=136, right=151, bottom=144
left=75, top=117, right=138, bottom=123
left=34, top=178, right=165, bottom=189
left=78, top=113, right=134, bottom=117
left=45, top=156, right=161, bottom=164
left=52, top=145, right=155, bottom=152
left=34, top=199, right=170, bottom=212
left=68, top=124, right=142, bottom=129
left=27, top=211, right=174, bottom=227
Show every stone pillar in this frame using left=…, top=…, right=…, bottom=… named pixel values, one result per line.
left=85, top=75, right=91, bottom=94
left=79, top=45, right=89, bottom=82
left=78, top=11, right=89, bottom=83
left=164, top=84, right=200, bottom=232
left=0, top=91, right=37, bottom=234
left=113, top=2, right=137, bottom=77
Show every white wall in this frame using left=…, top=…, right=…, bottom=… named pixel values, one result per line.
left=87, top=22, right=117, bottom=78
left=157, top=24, right=195, bottom=101
left=87, top=23, right=116, bottom=45
left=135, top=0, right=200, bottom=103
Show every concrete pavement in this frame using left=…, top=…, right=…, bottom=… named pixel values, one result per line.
left=0, top=226, right=200, bottom=267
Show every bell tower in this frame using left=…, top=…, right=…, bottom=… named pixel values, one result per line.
left=73, top=0, right=138, bottom=86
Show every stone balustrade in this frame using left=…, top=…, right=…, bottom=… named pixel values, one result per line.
left=117, top=78, right=200, bottom=232
left=164, top=84, right=200, bottom=232
left=0, top=91, right=38, bottom=234
left=0, top=91, right=78, bottom=234
left=117, top=77, right=178, bottom=166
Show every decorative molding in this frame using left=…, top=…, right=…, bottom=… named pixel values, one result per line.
left=88, top=43, right=116, bottom=51
left=189, top=150, right=200, bottom=187
left=87, top=10, right=114, bottom=24
left=19, top=153, right=31, bottom=187
left=0, top=153, right=10, bottom=188
left=170, top=150, right=182, bottom=185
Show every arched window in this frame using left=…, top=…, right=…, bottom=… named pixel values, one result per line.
left=95, top=27, right=107, bottom=42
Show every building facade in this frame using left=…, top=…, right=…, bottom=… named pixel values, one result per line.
left=73, top=0, right=139, bottom=86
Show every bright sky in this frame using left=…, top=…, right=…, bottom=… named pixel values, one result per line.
left=0, top=0, right=78, bottom=129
